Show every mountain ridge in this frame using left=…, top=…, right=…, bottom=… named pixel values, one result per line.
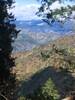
left=13, top=19, right=75, bottom=52
left=13, top=34, right=75, bottom=79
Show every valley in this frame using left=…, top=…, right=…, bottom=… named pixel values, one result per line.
left=13, top=19, right=75, bottom=52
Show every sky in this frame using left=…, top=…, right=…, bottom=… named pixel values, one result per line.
left=12, top=0, right=75, bottom=21
left=13, top=0, right=61, bottom=20
left=12, top=0, right=40, bottom=20
left=16, top=0, right=38, bottom=5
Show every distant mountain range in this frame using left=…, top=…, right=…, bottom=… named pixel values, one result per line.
left=13, top=19, right=75, bottom=52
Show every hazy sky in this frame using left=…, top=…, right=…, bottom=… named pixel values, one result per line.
left=13, top=0, right=40, bottom=20
left=16, top=0, right=38, bottom=5
left=13, top=0, right=75, bottom=21
left=13, top=0, right=61, bottom=20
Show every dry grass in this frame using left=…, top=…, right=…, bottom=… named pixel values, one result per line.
left=11, top=34, right=75, bottom=81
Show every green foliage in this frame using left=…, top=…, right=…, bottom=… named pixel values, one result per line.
left=23, top=78, right=60, bottom=100
left=18, top=96, right=26, bottom=100
left=0, top=0, right=19, bottom=99
left=41, top=78, right=60, bottom=100
left=55, top=47, right=75, bottom=71
left=41, top=51, right=50, bottom=60
left=37, top=0, right=75, bottom=23
left=40, top=44, right=75, bottom=71
left=0, top=0, right=18, bottom=78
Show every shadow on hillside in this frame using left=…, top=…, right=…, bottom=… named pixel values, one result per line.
left=18, top=66, right=75, bottom=98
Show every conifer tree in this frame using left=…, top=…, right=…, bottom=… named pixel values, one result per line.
left=0, top=0, right=19, bottom=99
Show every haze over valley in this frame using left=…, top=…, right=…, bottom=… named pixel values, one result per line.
left=13, top=19, right=75, bottom=52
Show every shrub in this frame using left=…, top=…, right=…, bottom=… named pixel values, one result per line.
left=26, top=78, right=60, bottom=100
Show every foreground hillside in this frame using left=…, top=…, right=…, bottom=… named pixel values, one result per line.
left=12, top=34, right=75, bottom=99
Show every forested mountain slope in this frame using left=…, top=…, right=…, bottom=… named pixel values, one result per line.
left=12, top=34, right=75, bottom=99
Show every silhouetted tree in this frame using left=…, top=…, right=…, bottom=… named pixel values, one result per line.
left=0, top=0, right=19, bottom=99
left=37, top=0, right=75, bottom=23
